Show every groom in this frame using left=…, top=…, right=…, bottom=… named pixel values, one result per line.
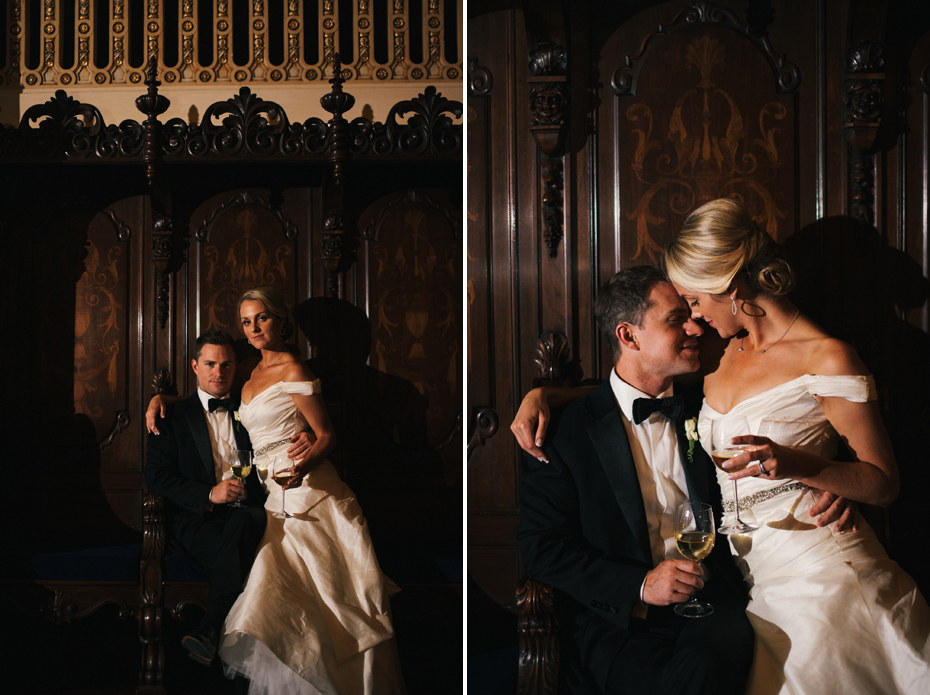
left=145, top=330, right=268, bottom=666
left=517, top=266, right=754, bottom=694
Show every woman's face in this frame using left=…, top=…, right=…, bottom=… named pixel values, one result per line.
left=240, top=300, right=283, bottom=349
left=672, top=284, right=740, bottom=338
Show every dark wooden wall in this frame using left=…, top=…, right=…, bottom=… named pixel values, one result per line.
left=467, top=0, right=930, bottom=611
left=0, top=82, right=463, bottom=692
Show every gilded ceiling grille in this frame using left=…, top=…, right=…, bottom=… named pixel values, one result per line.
left=0, top=0, right=462, bottom=89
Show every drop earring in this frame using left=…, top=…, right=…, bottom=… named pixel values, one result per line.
left=731, top=297, right=737, bottom=315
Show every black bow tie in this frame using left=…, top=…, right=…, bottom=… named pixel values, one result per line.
left=632, top=395, right=684, bottom=425
left=208, top=397, right=236, bottom=413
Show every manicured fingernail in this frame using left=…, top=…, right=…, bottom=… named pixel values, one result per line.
left=537, top=456, right=549, bottom=463
left=536, top=439, right=544, bottom=447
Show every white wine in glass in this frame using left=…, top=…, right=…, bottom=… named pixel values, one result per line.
left=229, top=450, right=252, bottom=508
left=711, top=416, right=758, bottom=535
left=674, top=502, right=716, bottom=618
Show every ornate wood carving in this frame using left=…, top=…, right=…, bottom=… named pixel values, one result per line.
left=611, top=1, right=800, bottom=96
left=6, top=0, right=461, bottom=89
left=45, top=589, right=134, bottom=625
left=534, top=332, right=572, bottom=381
left=195, top=192, right=298, bottom=242
left=151, top=211, right=177, bottom=329
left=850, top=155, right=875, bottom=224
left=1, top=86, right=462, bottom=163
left=98, top=411, right=131, bottom=451
left=467, top=407, right=499, bottom=459
left=135, top=57, right=170, bottom=187
left=139, top=493, right=165, bottom=690
left=468, top=58, right=493, bottom=98
left=152, top=369, right=176, bottom=397
left=516, top=578, right=559, bottom=695
left=844, top=41, right=884, bottom=155
left=541, top=157, right=564, bottom=258
left=528, top=43, right=568, bottom=158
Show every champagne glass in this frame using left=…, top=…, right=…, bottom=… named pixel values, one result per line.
left=711, top=415, right=758, bottom=535
left=271, top=455, right=295, bottom=519
left=674, top=502, right=716, bottom=618
left=229, top=450, right=252, bottom=508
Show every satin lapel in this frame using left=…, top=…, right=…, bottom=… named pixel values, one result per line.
left=586, top=386, right=653, bottom=565
left=675, top=418, right=709, bottom=507
left=180, top=395, right=216, bottom=481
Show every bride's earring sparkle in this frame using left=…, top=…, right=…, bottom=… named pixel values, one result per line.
left=731, top=297, right=737, bottom=315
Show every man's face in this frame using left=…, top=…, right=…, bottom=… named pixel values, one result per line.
left=191, top=343, right=236, bottom=398
left=629, top=282, right=703, bottom=378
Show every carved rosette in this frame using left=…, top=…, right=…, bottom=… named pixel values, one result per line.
left=528, top=43, right=568, bottom=158
left=541, top=157, right=564, bottom=258
left=534, top=331, right=572, bottom=381
left=844, top=41, right=884, bottom=155
left=516, top=578, right=559, bottom=695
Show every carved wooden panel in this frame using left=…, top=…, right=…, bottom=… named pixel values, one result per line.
left=191, top=190, right=301, bottom=343
left=361, top=189, right=462, bottom=486
left=611, top=20, right=797, bottom=265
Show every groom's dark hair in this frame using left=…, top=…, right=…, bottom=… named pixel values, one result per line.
left=194, top=330, right=237, bottom=361
left=594, top=265, right=669, bottom=358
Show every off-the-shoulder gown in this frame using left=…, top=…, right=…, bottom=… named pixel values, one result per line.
left=698, top=374, right=930, bottom=695
left=218, top=380, right=406, bottom=695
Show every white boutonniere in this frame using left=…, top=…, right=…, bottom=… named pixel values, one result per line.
left=684, top=418, right=699, bottom=462
left=233, top=410, right=242, bottom=433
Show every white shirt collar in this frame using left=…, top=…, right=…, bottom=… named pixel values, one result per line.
left=608, top=368, right=674, bottom=424
left=197, top=388, right=231, bottom=413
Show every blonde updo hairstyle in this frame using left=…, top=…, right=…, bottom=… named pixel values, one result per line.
left=237, top=286, right=295, bottom=342
left=664, top=198, right=795, bottom=297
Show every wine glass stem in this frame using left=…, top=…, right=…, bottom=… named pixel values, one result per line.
left=732, top=479, right=742, bottom=524
left=282, top=488, right=286, bottom=516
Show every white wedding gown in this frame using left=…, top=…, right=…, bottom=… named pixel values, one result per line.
left=698, top=374, right=930, bottom=695
left=218, top=380, right=407, bottom=695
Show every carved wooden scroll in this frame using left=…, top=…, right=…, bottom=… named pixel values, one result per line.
left=516, top=578, right=559, bottom=695
left=845, top=41, right=884, bottom=225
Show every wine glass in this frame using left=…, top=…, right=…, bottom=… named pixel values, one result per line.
left=711, top=415, right=758, bottom=535
left=229, top=450, right=252, bottom=508
left=271, top=455, right=294, bottom=519
left=673, top=502, right=716, bottom=618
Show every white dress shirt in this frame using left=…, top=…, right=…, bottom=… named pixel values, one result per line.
left=196, top=388, right=239, bottom=485
left=608, top=369, right=691, bottom=568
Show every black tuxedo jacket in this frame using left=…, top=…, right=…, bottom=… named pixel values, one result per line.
left=517, top=379, right=749, bottom=692
left=145, top=392, right=263, bottom=547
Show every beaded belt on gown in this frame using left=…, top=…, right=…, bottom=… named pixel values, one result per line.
left=721, top=482, right=808, bottom=513
left=254, top=438, right=289, bottom=457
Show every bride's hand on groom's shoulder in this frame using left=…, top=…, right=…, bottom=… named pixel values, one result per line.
left=146, top=395, right=169, bottom=435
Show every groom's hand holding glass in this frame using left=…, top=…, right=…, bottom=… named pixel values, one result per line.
left=642, top=558, right=704, bottom=606
left=209, top=477, right=246, bottom=505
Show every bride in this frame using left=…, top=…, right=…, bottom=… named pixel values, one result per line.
left=513, top=199, right=930, bottom=694
left=219, top=286, right=406, bottom=695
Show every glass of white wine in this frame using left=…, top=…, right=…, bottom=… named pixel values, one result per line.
left=711, top=415, right=758, bottom=535
left=674, top=502, right=716, bottom=618
left=271, top=455, right=295, bottom=519
left=229, top=450, right=252, bottom=508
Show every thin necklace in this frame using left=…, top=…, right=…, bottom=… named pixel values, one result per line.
left=738, top=308, right=801, bottom=354
left=256, top=352, right=286, bottom=371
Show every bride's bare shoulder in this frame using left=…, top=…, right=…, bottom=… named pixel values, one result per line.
left=281, top=359, right=319, bottom=384
left=806, top=336, right=868, bottom=376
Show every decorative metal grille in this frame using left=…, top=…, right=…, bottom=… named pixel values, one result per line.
left=1, top=0, right=462, bottom=89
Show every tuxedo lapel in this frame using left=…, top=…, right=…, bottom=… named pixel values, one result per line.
left=586, top=382, right=653, bottom=565
left=179, top=394, right=217, bottom=481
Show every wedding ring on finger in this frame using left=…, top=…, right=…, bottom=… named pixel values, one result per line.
left=757, top=461, right=767, bottom=477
